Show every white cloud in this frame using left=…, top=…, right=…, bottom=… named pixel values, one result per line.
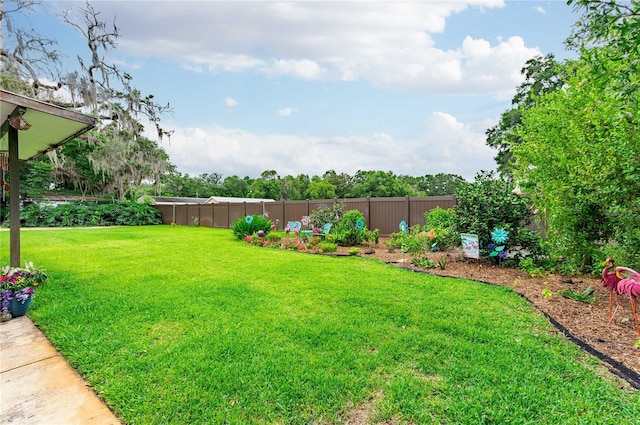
left=534, top=6, right=546, bottom=15
left=277, top=107, right=297, bottom=117
left=162, top=115, right=497, bottom=181
left=87, top=1, right=542, bottom=95
left=224, top=97, right=238, bottom=107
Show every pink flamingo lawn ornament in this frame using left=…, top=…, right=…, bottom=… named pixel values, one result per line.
left=601, top=258, right=622, bottom=320
left=615, top=266, right=640, bottom=336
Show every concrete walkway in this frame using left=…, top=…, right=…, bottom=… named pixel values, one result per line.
left=0, top=316, right=121, bottom=425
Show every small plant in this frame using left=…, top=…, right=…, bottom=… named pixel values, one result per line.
left=558, top=287, right=596, bottom=304
left=519, top=257, right=548, bottom=278
left=306, top=236, right=322, bottom=250
left=347, top=247, right=361, bottom=256
left=541, top=288, right=553, bottom=299
left=424, top=207, right=460, bottom=250
left=385, top=240, right=396, bottom=253
left=437, top=255, right=447, bottom=270
left=368, top=228, right=380, bottom=245
left=333, top=210, right=368, bottom=246
left=1, top=262, right=48, bottom=321
left=266, top=232, right=283, bottom=244
left=232, top=215, right=273, bottom=240
left=412, top=256, right=436, bottom=268
left=318, top=241, right=338, bottom=253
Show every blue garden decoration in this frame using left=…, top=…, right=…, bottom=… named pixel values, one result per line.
left=399, top=220, right=408, bottom=234
left=245, top=215, right=253, bottom=224
left=489, top=227, right=509, bottom=262
left=356, top=219, right=365, bottom=230
left=491, top=228, right=509, bottom=245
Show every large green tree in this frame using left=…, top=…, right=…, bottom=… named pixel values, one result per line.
left=485, top=54, right=568, bottom=176
left=350, top=170, right=417, bottom=198
left=1, top=1, right=172, bottom=200
left=567, top=0, right=640, bottom=113
left=513, top=59, right=640, bottom=270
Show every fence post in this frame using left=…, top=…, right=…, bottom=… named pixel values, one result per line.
left=406, top=195, right=410, bottom=226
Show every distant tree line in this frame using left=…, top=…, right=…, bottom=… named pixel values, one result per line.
left=17, top=159, right=465, bottom=201
left=156, top=169, right=465, bottom=200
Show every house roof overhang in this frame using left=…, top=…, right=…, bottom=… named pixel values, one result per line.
left=0, top=89, right=96, bottom=267
left=0, top=89, right=96, bottom=160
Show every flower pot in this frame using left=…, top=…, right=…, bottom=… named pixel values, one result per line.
left=9, top=292, right=33, bottom=317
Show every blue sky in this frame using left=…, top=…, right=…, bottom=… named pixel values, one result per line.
left=17, top=1, right=579, bottom=180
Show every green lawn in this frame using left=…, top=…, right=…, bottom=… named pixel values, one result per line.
left=2, top=226, right=638, bottom=424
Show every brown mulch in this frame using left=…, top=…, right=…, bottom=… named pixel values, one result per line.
left=317, top=239, right=640, bottom=388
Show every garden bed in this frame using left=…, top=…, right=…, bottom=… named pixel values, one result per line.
left=311, top=238, right=640, bottom=384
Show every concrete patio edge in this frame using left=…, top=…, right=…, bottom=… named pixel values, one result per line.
left=0, top=316, right=121, bottom=425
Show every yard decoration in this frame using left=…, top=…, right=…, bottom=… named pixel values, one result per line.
left=0, top=262, right=48, bottom=321
left=489, top=227, right=509, bottom=263
left=460, top=233, right=479, bottom=259
left=232, top=215, right=273, bottom=240
left=615, top=267, right=640, bottom=336
left=399, top=220, right=408, bottom=234
left=601, top=258, right=622, bottom=321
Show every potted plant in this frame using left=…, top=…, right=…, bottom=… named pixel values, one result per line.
left=0, top=262, right=48, bottom=321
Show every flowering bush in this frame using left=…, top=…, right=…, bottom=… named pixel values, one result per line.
left=1, top=262, right=48, bottom=321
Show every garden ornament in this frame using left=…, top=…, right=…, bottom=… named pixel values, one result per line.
left=615, top=266, right=640, bottom=336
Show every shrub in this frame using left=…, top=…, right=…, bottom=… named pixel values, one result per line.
left=309, top=202, right=345, bottom=229
left=318, top=241, right=338, bottom=253
left=13, top=201, right=162, bottom=227
left=333, top=210, right=368, bottom=246
left=232, top=215, right=273, bottom=240
left=412, top=256, right=435, bottom=268
left=454, top=171, right=544, bottom=262
left=347, top=247, right=361, bottom=256
left=265, top=232, right=283, bottom=245
left=425, top=207, right=460, bottom=250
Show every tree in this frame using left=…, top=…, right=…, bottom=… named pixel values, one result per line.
left=220, top=175, right=251, bottom=198
left=1, top=1, right=172, bottom=200
left=279, top=174, right=309, bottom=200
left=418, top=173, right=465, bottom=196
left=48, top=139, right=105, bottom=198
left=485, top=54, right=567, bottom=176
left=322, top=170, right=354, bottom=199
left=249, top=170, right=281, bottom=199
left=306, top=180, right=336, bottom=200
left=512, top=59, right=640, bottom=271
left=567, top=0, right=640, bottom=113
left=350, top=170, right=416, bottom=198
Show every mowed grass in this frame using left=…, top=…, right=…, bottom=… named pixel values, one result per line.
left=2, top=226, right=638, bottom=424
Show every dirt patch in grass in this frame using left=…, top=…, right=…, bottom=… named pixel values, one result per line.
left=313, top=238, right=640, bottom=386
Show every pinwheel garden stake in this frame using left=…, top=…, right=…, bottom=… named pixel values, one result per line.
left=489, top=228, right=509, bottom=263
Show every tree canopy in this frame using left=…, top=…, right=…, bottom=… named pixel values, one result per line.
left=501, top=0, right=640, bottom=270
left=1, top=1, right=173, bottom=201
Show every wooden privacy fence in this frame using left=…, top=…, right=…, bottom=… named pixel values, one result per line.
left=154, top=196, right=457, bottom=236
